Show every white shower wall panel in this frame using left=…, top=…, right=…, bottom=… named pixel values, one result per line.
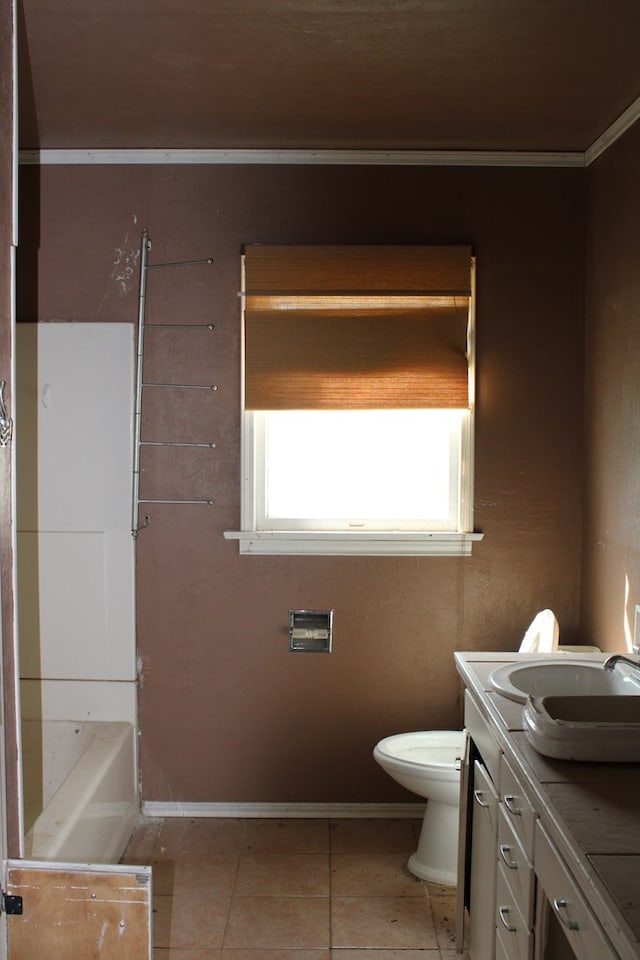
left=16, top=322, right=136, bottom=682
left=20, top=678, right=137, bottom=724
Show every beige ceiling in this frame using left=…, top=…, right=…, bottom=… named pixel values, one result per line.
left=17, top=0, right=640, bottom=153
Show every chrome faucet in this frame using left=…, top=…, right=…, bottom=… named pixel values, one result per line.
left=603, top=654, right=640, bottom=675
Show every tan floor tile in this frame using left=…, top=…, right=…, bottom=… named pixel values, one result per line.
left=127, top=816, right=462, bottom=959
left=331, top=852, right=426, bottom=897
left=152, top=853, right=239, bottom=896
left=153, top=895, right=174, bottom=946
left=235, top=852, right=330, bottom=896
left=224, top=896, right=330, bottom=949
left=121, top=817, right=164, bottom=864
left=244, top=819, right=330, bottom=853
left=153, top=893, right=231, bottom=949
left=424, top=879, right=456, bottom=897
left=155, top=819, right=246, bottom=858
left=431, top=894, right=459, bottom=951
left=331, top=896, right=437, bottom=950
left=330, top=818, right=418, bottom=854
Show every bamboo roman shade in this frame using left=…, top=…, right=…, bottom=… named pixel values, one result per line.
left=243, top=245, right=472, bottom=410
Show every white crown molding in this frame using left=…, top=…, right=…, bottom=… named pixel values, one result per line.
left=18, top=147, right=585, bottom=167
left=17, top=95, right=640, bottom=168
left=584, top=93, right=640, bottom=166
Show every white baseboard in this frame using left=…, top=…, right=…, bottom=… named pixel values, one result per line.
left=141, top=801, right=425, bottom=819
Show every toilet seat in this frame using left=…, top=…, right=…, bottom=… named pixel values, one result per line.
left=375, top=730, right=464, bottom=768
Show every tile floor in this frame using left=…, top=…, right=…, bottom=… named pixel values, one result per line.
left=122, top=816, right=469, bottom=959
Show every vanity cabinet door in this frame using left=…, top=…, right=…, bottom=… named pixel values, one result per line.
left=534, top=821, right=618, bottom=960
left=496, top=861, right=532, bottom=960
left=455, top=729, right=471, bottom=953
left=500, top=754, right=536, bottom=860
left=498, top=805, right=534, bottom=925
left=469, top=760, right=499, bottom=960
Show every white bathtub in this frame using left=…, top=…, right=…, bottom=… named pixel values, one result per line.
left=22, top=720, right=137, bottom=863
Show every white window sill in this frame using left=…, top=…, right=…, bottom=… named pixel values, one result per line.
left=223, top=530, right=484, bottom=557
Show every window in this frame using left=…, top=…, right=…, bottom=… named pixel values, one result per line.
left=225, top=245, right=481, bottom=556
left=256, top=408, right=465, bottom=530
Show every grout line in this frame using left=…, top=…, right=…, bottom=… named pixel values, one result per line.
left=327, top=812, right=335, bottom=953
left=220, top=820, right=245, bottom=950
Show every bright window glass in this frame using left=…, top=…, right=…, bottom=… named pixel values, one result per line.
left=255, top=408, right=464, bottom=530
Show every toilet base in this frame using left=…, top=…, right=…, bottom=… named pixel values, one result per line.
left=406, top=799, right=458, bottom=886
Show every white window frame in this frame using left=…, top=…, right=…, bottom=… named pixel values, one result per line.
left=225, top=257, right=482, bottom=556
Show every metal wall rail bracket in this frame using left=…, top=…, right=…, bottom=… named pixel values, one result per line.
left=145, top=322, right=215, bottom=329
left=142, top=382, right=218, bottom=390
left=141, top=441, right=217, bottom=449
left=131, top=229, right=216, bottom=537
left=148, top=257, right=214, bottom=269
left=140, top=499, right=215, bottom=505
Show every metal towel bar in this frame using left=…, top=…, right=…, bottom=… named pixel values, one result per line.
left=131, top=228, right=216, bottom=536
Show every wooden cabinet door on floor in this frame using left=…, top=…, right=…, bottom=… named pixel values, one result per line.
left=5, top=861, right=151, bottom=959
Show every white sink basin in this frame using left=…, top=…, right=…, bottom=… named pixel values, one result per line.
left=489, top=659, right=640, bottom=704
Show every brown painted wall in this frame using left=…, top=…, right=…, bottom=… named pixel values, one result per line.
left=17, top=163, right=585, bottom=802
left=583, top=124, right=640, bottom=650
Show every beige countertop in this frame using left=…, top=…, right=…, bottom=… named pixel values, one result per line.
left=455, top=651, right=640, bottom=960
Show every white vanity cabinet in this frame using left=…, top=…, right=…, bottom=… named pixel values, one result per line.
left=456, top=654, right=633, bottom=960
left=461, top=694, right=536, bottom=960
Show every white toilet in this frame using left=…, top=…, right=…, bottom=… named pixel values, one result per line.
left=373, top=729, right=465, bottom=885
left=373, top=611, right=578, bottom=885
